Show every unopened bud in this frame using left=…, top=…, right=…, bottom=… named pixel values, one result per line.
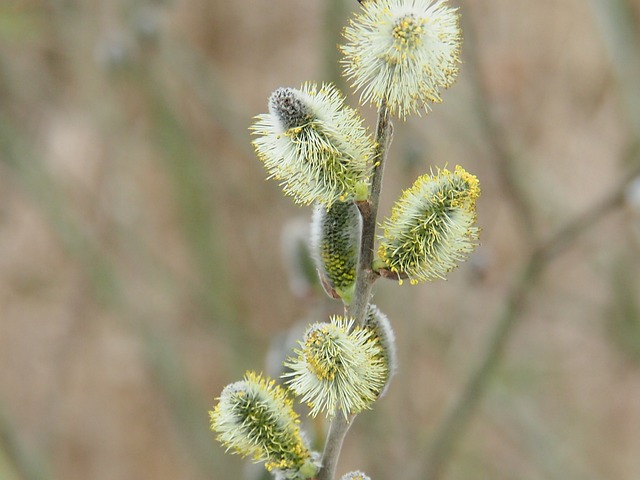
left=311, top=200, right=362, bottom=303
left=365, top=304, right=397, bottom=396
left=341, top=471, right=372, bottom=480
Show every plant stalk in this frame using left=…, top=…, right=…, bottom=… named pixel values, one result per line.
left=350, top=101, right=392, bottom=325
left=316, top=102, right=393, bottom=480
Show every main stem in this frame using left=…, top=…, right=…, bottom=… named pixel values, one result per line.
left=316, top=102, right=393, bottom=480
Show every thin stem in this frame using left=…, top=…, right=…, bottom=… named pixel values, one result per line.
left=316, top=101, right=393, bottom=480
left=419, top=165, right=640, bottom=480
left=350, top=101, right=392, bottom=325
left=316, top=414, right=354, bottom=480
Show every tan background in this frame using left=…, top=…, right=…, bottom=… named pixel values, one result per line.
left=1, top=0, right=640, bottom=479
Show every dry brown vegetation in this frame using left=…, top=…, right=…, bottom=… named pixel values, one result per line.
left=1, top=0, right=640, bottom=479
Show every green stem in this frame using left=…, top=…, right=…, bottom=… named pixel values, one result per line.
left=316, top=102, right=393, bottom=480
left=316, top=414, right=354, bottom=480
left=350, top=101, right=392, bottom=325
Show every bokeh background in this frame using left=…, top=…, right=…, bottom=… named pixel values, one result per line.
left=2, top=0, right=640, bottom=479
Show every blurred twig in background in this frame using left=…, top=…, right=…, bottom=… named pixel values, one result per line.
left=588, top=0, right=640, bottom=140
left=420, top=161, right=640, bottom=480
left=2, top=0, right=640, bottom=479
left=0, top=104, right=230, bottom=478
left=0, top=401, right=51, bottom=480
left=0, top=1, right=257, bottom=478
left=461, top=12, right=538, bottom=246
left=419, top=1, right=640, bottom=478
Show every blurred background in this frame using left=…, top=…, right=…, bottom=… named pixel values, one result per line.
left=2, top=0, right=640, bottom=479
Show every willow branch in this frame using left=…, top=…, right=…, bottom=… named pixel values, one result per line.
left=316, top=101, right=393, bottom=480
left=350, top=101, right=392, bottom=325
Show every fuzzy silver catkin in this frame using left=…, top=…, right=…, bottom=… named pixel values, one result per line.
left=209, top=372, right=319, bottom=479
left=341, top=471, right=372, bottom=480
left=342, top=0, right=462, bottom=118
left=269, top=87, right=312, bottom=130
left=252, top=83, right=374, bottom=207
left=310, top=200, right=362, bottom=303
left=283, top=317, right=388, bottom=418
left=365, top=304, right=397, bottom=397
left=378, top=165, right=480, bottom=284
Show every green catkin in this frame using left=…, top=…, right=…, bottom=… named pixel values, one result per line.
left=210, top=372, right=319, bottom=479
left=284, top=317, right=388, bottom=418
left=311, top=200, right=362, bottom=303
left=378, top=165, right=480, bottom=284
left=252, top=83, right=374, bottom=207
left=364, top=304, right=397, bottom=397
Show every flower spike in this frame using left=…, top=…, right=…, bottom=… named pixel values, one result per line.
left=252, top=83, right=374, bottom=207
left=284, top=317, right=387, bottom=418
left=341, top=472, right=372, bottom=480
left=365, top=304, right=397, bottom=396
left=342, top=0, right=461, bottom=118
left=378, top=165, right=480, bottom=284
left=311, top=200, right=362, bottom=303
left=210, top=372, right=319, bottom=479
